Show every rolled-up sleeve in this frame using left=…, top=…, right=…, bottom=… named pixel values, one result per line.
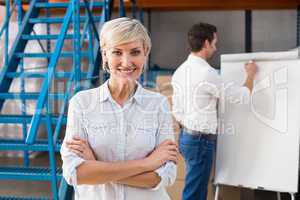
left=60, top=96, right=85, bottom=186
left=152, top=96, right=177, bottom=190
left=223, top=84, right=250, bottom=104
left=205, top=69, right=250, bottom=103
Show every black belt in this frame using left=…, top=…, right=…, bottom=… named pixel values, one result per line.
left=180, top=124, right=217, bottom=141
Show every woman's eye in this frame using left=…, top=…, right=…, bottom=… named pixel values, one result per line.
left=112, top=51, right=122, bottom=56
left=131, top=50, right=141, bottom=56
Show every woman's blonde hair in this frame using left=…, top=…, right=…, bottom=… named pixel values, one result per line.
left=100, top=17, right=152, bottom=71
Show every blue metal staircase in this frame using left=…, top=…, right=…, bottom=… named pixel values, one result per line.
left=0, top=0, right=112, bottom=199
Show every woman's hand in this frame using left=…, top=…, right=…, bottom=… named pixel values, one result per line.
left=66, top=136, right=96, bottom=161
left=143, top=139, right=178, bottom=171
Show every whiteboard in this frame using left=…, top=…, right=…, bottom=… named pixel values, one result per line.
left=214, top=51, right=300, bottom=193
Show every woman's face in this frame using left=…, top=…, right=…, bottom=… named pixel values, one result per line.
left=104, top=40, right=147, bottom=82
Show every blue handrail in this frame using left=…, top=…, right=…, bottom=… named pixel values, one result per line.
left=26, top=0, right=107, bottom=144
left=4, top=0, right=10, bottom=68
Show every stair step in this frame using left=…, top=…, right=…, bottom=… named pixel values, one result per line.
left=0, top=166, right=62, bottom=181
left=35, top=2, right=104, bottom=8
left=0, top=92, right=65, bottom=100
left=21, top=34, right=87, bottom=40
left=29, top=16, right=102, bottom=24
left=0, top=139, right=61, bottom=151
left=0, top=115, right=67, bottom=124
left=0, top=196, right=50, bottom=200
left=14, top=51, right=89, bottom=58
left=6, top=72, right=88, bottom=79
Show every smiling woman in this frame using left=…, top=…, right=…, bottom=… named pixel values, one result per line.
left=100, top=18, right=152, bottom=106
left=60, top=17, right=178, bottom=200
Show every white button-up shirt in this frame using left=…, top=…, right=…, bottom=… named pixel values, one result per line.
left=172, top=54, right=249, bottom=134
left=61, top=81, right=177, bottom=200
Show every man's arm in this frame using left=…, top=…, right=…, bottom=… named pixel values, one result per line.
left=243, top=76, right=255, bottom=92
left=243, top=61, right=257, bottom=92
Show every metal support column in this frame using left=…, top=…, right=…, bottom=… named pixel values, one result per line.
left=131, top=0, right=137, bottom=18
left=46, top=0, right=53, bottom=114
left=73, top=0, right=81, bottom=93
left=46, top=102, right=58, bottom=200
left=297, top=5, right=300, bottom=47
left=4, top=0, right=10, bottom=67
left=16, top=0, right=30, bottom=167
left=245, top=10, right=252, bottom=53
left=119, top=0, right=126, bottom=17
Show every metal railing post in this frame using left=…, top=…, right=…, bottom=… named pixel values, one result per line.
left=4, top=0, right=10, bottom=68
left=73, top=0, right=81, bottom=93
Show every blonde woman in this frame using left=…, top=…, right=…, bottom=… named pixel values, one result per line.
left=60, top=17, right=177, bottom=200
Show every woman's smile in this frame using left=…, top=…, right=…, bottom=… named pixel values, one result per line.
left=117, top=66, right=137, bottom=74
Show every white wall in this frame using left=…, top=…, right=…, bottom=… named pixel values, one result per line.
left=252, top=10, right=297, bottom=52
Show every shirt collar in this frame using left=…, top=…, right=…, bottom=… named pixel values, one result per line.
left=99, top=80, right=144, bottom=105
left=187, top=53, right=210, bottom=67
left=99, top=80, right=110, bottom=103
left=132, top=81, right=143, bottom=105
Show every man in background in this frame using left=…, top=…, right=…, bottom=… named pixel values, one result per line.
left=171, top=22, right=257, bottom=200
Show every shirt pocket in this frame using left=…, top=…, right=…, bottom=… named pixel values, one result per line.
left=85, top=120, right=117, bottom=153
left=126, top=124, right=157, bottom=159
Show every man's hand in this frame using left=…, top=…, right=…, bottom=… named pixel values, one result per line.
left=243, top=61, right=258, bottom=92
left=245, top=61, right=258, bottom=79
left=66, top=136, right=96, bottom=161
left=143, top=140, right=178, bottom=171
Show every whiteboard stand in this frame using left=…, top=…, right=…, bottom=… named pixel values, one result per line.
left=290, top=193, right=295, bottom=200
left=214, top=184, right=220, bottom=200
left=277, top=192, right=296, bottom=200
left=277, top=192, right=281, bottom=200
